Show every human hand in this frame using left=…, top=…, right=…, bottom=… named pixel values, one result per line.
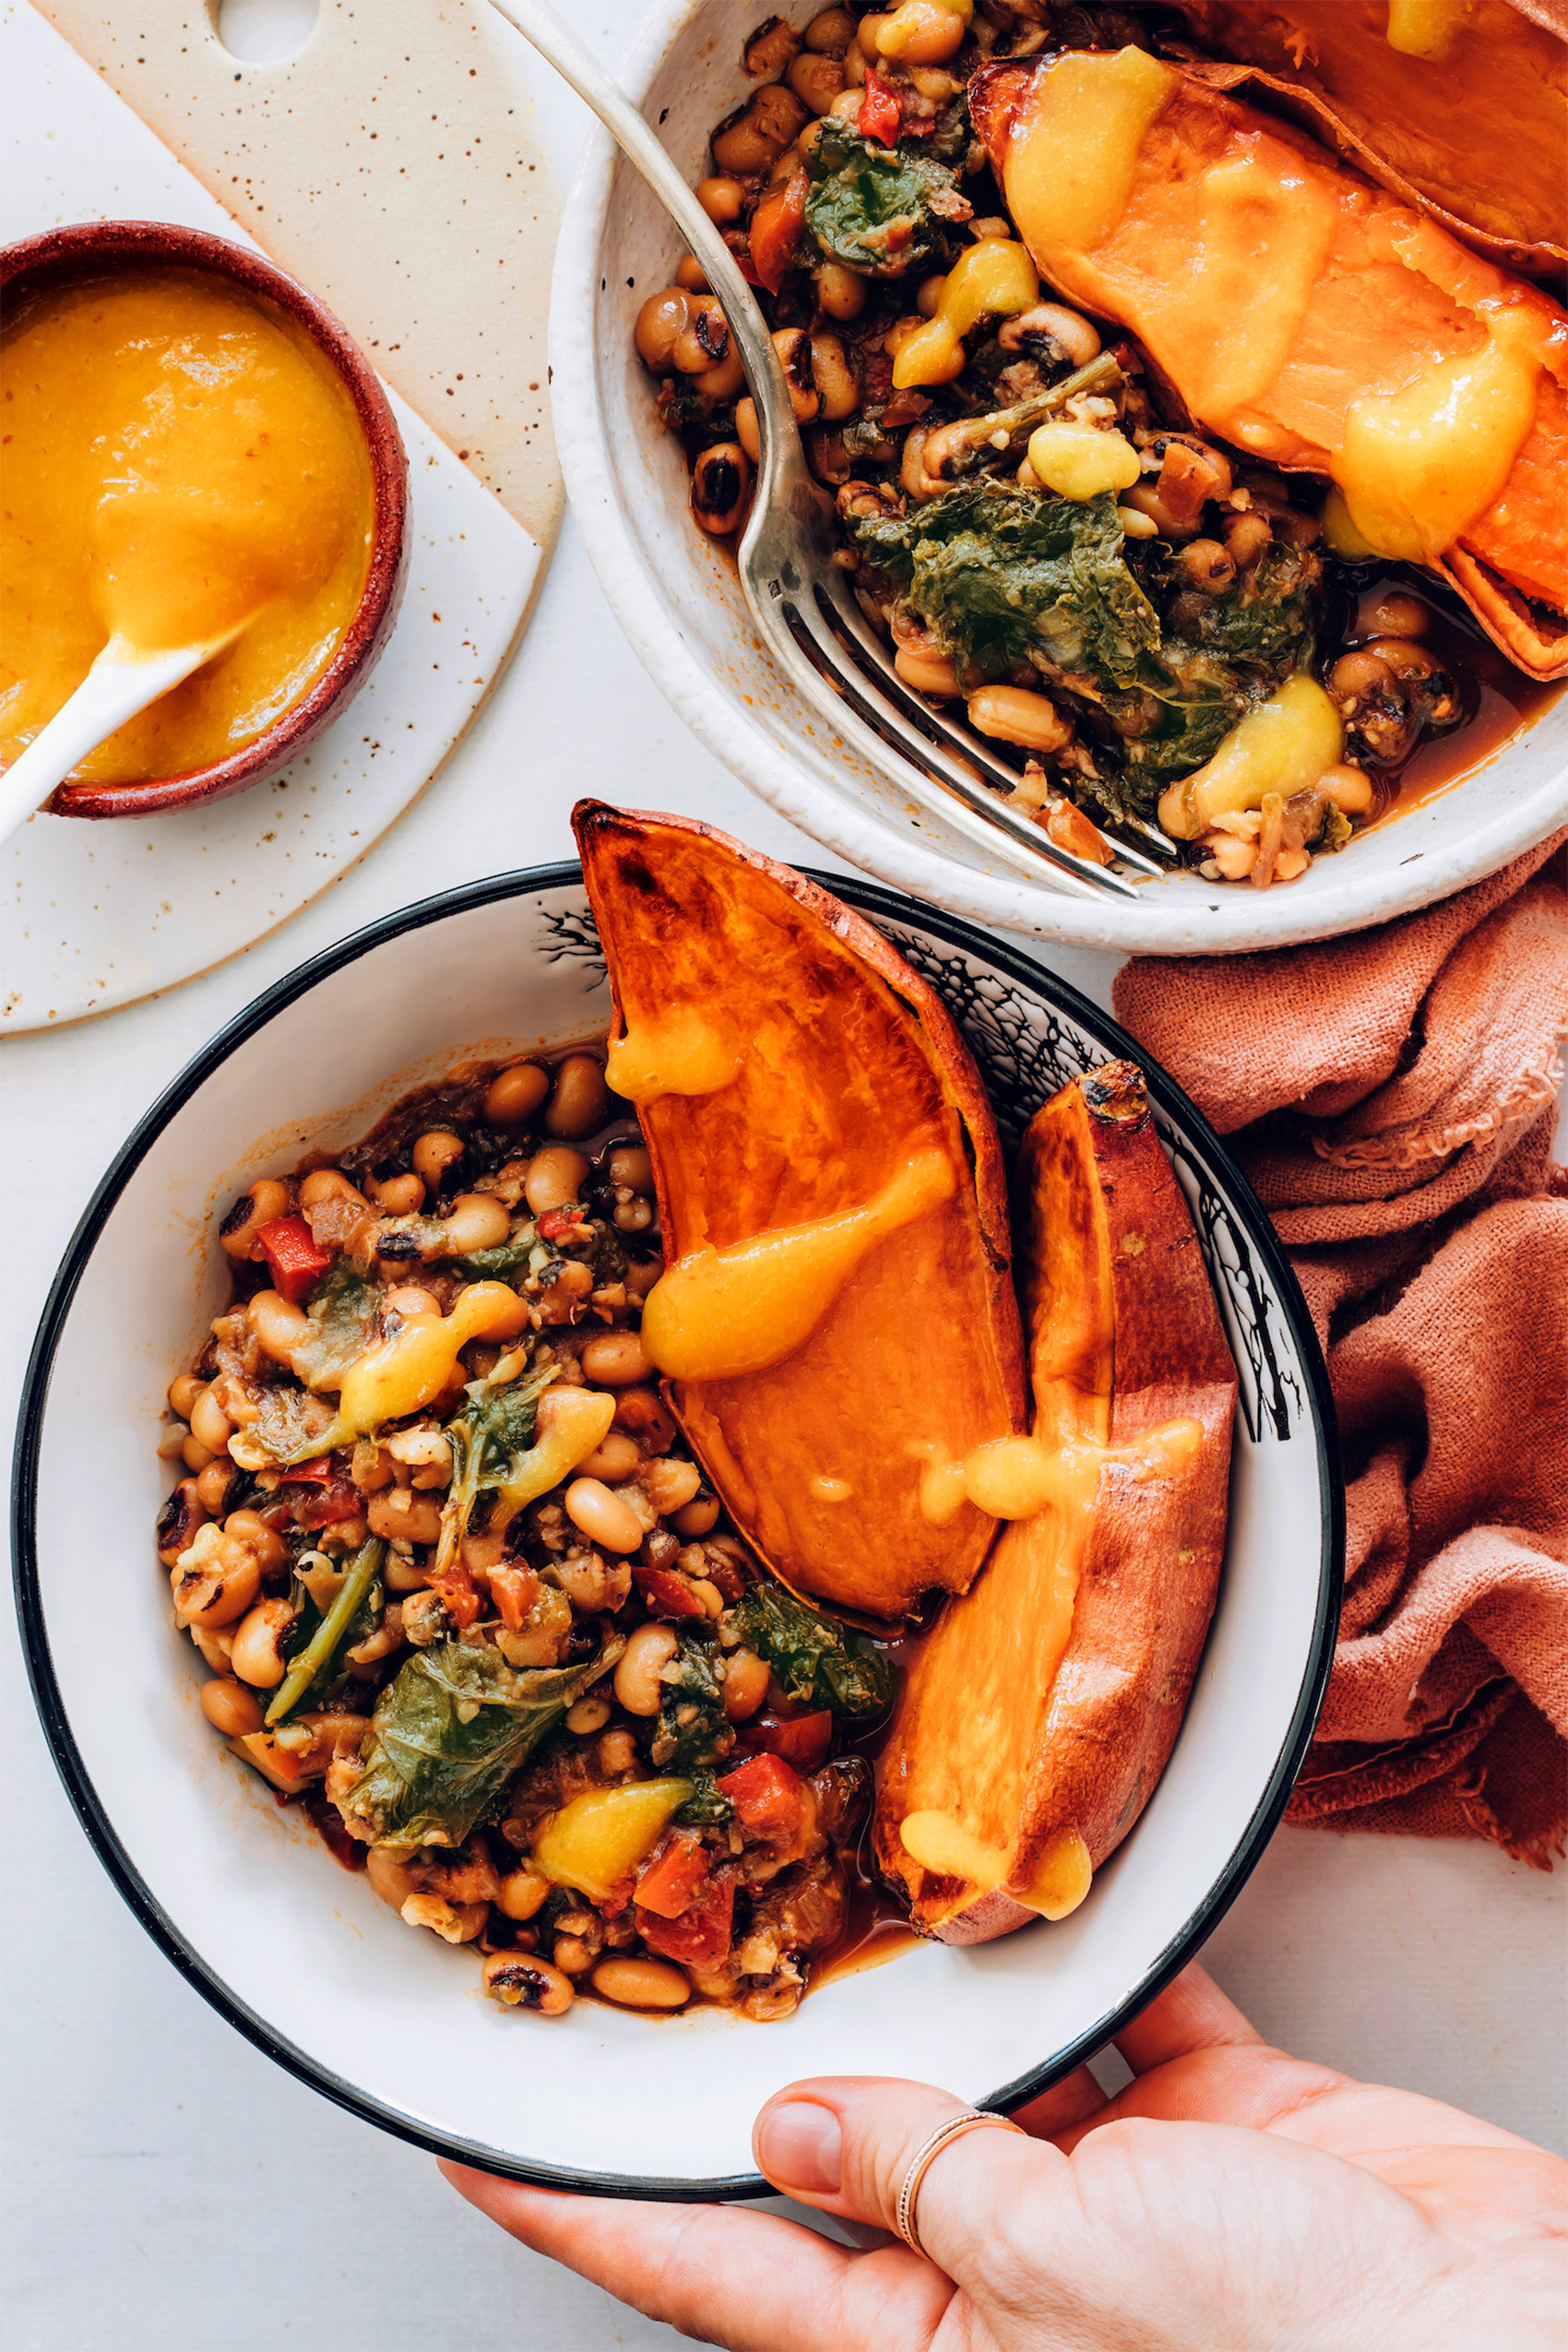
left=442, top=1962, right=1566, bottom=2351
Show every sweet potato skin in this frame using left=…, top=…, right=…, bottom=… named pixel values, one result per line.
left=873, top=1063, right=1238, bottom=1943
left=573, top=802, right=1026, bottom=1622
left=969, top=55, right=1568, bottom=680
left=1167, top=0, right=1567, bottom=275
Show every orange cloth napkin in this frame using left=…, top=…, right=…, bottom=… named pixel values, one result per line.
left=1113, top=834, right=1568, bottom=1864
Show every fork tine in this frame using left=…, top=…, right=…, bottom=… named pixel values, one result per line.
left=814, top=573, right=1170, bottom=883
left=762, top=576, right=1143, bottom=900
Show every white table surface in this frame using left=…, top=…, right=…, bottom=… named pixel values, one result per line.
left=4, top=6, right=1563, bottom=2346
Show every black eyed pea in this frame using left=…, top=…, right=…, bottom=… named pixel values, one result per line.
left=1175, top=538, right=1237, bottom=597
left=565, top=1694, right=612, bottom=1736
left=967, top=684, right=1071, bottom=755
left=607, top=1144, right=654, bottom=1193
left=675, top=253, right=711, bottom=294
left=195, top=1459, right=235, bottom=1515
left=720, top=1645, right=771, bottom=1722
left=805, top=6, right=856, bottom=52
left=772, top=327, right=820, bottom=425
left=168, top=1371, right=206, bottom=1421
left=743, top=15, right=801, bottom=77
left=591, top=1955, right=691, bottom=2010
left=692, top=443, right=752, bottom=536
left=368, top=1171, right=426, bottom=1216
left=635, top=285, right=691, bottom=370
left=814, top=260, right=866, bottom=320
left=894, top=641, right=961, bottom=699
left=597, top=1728, right=638, bottom=1776
left=672, top=1493, right=721, bottom=1538
left=219, top=1176, right=291, bottom=1260
left=613, top=1621, right=680, bottom=1716
left=524, top=1145, right=589, bottom=1215
left=671, top=296, right=731, bottom=377
left=545, top=1053, right=612, bottom=1140
left=298, top=1168, right=366, bottom=1214
left=169, top=1525, right=262, bottom=1630
left=157, top=1479, right=209, bottom=1567
left=710, top=108, right=784, bottom=179
left=749, top=82, right=811, bottom=144
left=495, top=1865, right=551, bottom=1921
left=482, top=1950, right=576, bottom=2014
left=1318, top=764, right=1375, bottom=814
left=367, top=1487, right=445, bottom=1547
left=734, top=396, right=762, bottom=465
left=229, top=1597, right=296, bottom=1688
left=411, top=1129, right=465, bottom=1191
left=695, top=174, right=746, bottom=225
left=485, top=1059, right=551, bottom=1129
left=386, top=1283, right=443, bottom=1320
left=564, top=1478, right=645, bottom=1555
left=442, top=1192, right=512, bottom=1254
left=1223, top=509, right=1275, bottom=569
left=787, top=49, right=845, bottom=112
left=552, top=1934, right=598, bottom=1976
left=639, top=1456, right=703, bottom=1515
left=400, top=1894, right=487, bottom=1943
left=576, top=1430, right=644, bottom=1485
left=187, top=1384, right=234, bottom=1455
left=181, top=1434, right=217, bottom=1474
left=365, top=1847, right=419, bottom=1908
left=1362, top=590, right=1431, bottom=639
left=810, top=330, right=859, bottom=422
left=199, top=1677, right=264, bottom=1737
left=247, top=1288, right=312, bottom=1368
left=579, top=1330, right=654, bottom=1388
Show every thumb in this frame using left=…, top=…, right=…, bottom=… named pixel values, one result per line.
left=753, top=2076, right=1056, bottom=2282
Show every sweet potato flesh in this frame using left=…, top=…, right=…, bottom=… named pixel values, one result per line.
left=873, top=1063, right=1238, bottom=1943
left=573, top=802, right=1025, bottom=1622
left=969, top=51, right=1568, bottom=678
left=1168, top=1, right=1567, bottom=272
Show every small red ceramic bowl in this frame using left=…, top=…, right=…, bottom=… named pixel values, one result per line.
left=1, top=220, right=409, bottom=820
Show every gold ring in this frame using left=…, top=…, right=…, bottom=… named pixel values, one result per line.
left=893, top=2109, right=1026, bottom=2259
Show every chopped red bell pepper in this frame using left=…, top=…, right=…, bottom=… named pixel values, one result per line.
left=489, top=1562, right=540, bottom=1633
left=635, top=1832, right=711, bottom=1920
left=293, top=1479, right=361, bottom=1531
left=857, top=69, right=901, bottom=147
left=737, top=1708, right=834, bottom=1773
left=638, top=1871, right=736, bottom=1968
left=748, top=168, right=807, bottom=295
left=716, top=1751, right=809, bottom=1838
left=632, top=1562, right=708, bottom=1621
left=279, top=1458, right=336, bottom=1482
left=537, top=1206, right=584, bottom=1242
left=255, top=1214, right=334, bottom=1303
left=428, top=1570, right=481, bottom=1632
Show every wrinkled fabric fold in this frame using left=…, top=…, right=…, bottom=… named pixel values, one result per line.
left=1113, top=835, right=1568, bottom=1864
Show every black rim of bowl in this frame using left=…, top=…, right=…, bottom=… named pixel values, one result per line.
left=11, top=861, right=1346, bottom=2202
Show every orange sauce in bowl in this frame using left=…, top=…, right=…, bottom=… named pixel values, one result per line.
left=0, top=266, right=375, bottom=785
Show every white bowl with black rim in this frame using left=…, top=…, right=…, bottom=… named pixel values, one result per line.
left=548, top=0, right=1568, bottom=955
left=13, top=863, right=1341, bottom=2194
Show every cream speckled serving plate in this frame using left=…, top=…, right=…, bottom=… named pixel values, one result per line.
left=2, top=0, right=552, bottom=1028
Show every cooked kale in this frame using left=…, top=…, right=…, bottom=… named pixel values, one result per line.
left=291, top=1264, right=378, bottom=1390
left=344, top=1639, right=621, bottom=1848
left=440, top=1358, right=559, bottom=1563
left=731, top=1580, right=895, bottom=1718
left=853, top=486, right=1161, bottom=683
left=803, top=127, right=966, bottom=278
left=269, top=1538, right=386, bottom=1727
left=851, top=485, right=1323, bottom=824
left=652, top=1633, right=736, bottom=1821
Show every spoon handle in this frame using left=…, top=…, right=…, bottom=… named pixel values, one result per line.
left=1, top=636, right=229, bottom=848
left=481, top=0, right=798, bottom=454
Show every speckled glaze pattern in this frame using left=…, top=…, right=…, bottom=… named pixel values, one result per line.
left=549, top=0, right=1568, bottom=954
left=2, top=219, right=410, bottom=819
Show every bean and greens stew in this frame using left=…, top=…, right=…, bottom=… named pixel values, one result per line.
left=635, top=0, right=1544, bottom=889
left=157, top=1048, right=895, bottom=2023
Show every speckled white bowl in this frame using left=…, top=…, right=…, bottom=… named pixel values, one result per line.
left=15, top=866, right=1337, bottom=2194
left=550, top=0, right=1568, bottom=953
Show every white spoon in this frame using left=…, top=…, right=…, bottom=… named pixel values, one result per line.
left=0, top=622, right=246, bottom=846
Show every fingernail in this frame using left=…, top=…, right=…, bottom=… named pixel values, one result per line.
left=756, top=2100, right=843, bottom=2194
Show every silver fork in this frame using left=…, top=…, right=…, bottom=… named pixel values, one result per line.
left=490, top=0, right=1162, bottom=899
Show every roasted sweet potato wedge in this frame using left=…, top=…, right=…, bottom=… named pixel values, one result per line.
left=969, top=49, right=1568, bottom=679
left=1166, top=0, right=1567, bottom=276
left=873, top=1062, right=1237, bottom=1943
left=573, top=802, right=1026, bottom=1622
